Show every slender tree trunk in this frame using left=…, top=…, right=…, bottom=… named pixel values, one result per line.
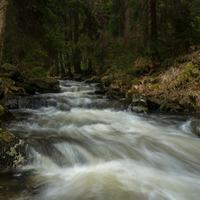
left=124, top=3, right=131, bottom=49
left=0, top=0, right=8, bottom=67
left=88, top=60, right=92, bottom=70
left=150, top=0, right=158, bottom=67
left=64, top=12, right=73, bottom=78
left=54, top=54, right=60, bottom=76
left=60, top=53, right=66, bottom=78
left=145, top=0, right=150, bottom=50
left=100, top=12, right=109, bottom=73
left=73, top=3, right=82, bottom=74
left=66, top=53, right=73, bottom=78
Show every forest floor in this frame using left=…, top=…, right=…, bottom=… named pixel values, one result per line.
left=85, top=50, right=200, bottom=113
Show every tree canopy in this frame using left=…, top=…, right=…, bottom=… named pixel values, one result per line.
left=1, top=0, right=200, bottom=77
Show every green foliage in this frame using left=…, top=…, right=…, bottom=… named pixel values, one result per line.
left=131, top=78, right=141, bottom=85
left=160, top=58, right=174, bottom=71
left=32, top=67, right=48, bottom=78
left=2, top=0, right=200, bottom=80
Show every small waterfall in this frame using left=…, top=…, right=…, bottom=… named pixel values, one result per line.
left=3, top=80, right=200, bottom=200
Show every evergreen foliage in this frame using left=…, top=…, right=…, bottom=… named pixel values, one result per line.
left=1, top=0, right=200, bottom=77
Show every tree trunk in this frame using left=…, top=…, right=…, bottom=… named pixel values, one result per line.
left=73, top=3, right=82, bottom=74
left=0, top=0, right=9, bottom=67
left=100, top=12, right=109, bottom=73
left=145, top=0, right=150, bottom=50
left=124, top=3, right=131, bottom=49
left=66, top=53, right=73, bottom=78
left=54, top=54, right=60, bottom=76
left=64, top=12, right=73, bottom=78
left=88, top=59, right=92, bottom=70
left=150, top=0, right=158, bottom=68
left=60, top=53, right=66, bottom=78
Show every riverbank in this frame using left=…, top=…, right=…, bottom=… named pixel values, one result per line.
left=0, top=49, right=200, bottom=170
left=82, top=50, right=200, bottom=113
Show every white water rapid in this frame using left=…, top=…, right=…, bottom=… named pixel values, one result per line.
left=2, top=80, right=200, bottom=200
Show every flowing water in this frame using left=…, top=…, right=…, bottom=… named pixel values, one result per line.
left=1, top=80, right=200, bottom=200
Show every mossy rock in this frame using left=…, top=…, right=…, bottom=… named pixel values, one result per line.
left=0, top=131, right=32, bottom=170
left=179, top=96, right=196, bottom=112
left=0, top=105, right=15, bottom=121
left=128, top=94, right=148, bottom=113
left=9, top=86, right=25, bottom=94
left=0, top=63, right=19, bottom=74
left=15, top=83, right=37, bottom=95
left=148, top=97, right=162, bottom=110
left=106, top=90, right=125, bottom=100
left=2, top=78, right=15, bottom=86
left=33, top=77, right=60, bottom=93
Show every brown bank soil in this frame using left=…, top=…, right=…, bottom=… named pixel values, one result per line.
left=83, top=50, right=200, bottom=113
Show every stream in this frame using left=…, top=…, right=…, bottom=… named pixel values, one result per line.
left=1, top=80, right=200, bottom=200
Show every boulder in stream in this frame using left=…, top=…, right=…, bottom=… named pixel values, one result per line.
left=0, top=130, right=32, bottom=170
left=128, top=94, right=148, bottom=113
left=32, top=77, right=60, bottom=93
left=179, top=96, right=196, bottom=112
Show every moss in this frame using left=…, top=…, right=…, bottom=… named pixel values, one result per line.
left=9, top=86, right=25, bottom=93
left=169, top=62, right=200, bottom=88
left=0, top=131, right=12, bottom=143
left=2, top=78, right=15, bottom=86
left=151, top=84, right=159, bottom=90
left=131, top=78, right=141, bottom=85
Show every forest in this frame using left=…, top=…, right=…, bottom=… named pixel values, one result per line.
left=0, top=0, right=200, bottom=112
left=1, top=1, right=200, bottom=197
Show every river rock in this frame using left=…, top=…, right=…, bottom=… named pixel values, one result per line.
left=106, top=91, right=125, bottom=100
left=0, top=104, right=15, bottom=121
left=0, top=63, right=20, bottom=81
left=95, top=83, right=108, bottom=95
left=179, top=96, right=196, bottom=112
left=0, top=131, right=32, bottom=170
left=128, top=94, right=148, bottom=113
left=148, top=97, right=162, bottom=110
left=33, top=77, right=60, bottom=93
left=3, top=94, right=48, bottom=109
left=190, top=120, right=200, bottom=137
left=159, top=103, right=184, bottom=112
left=15, top=83, right=37, bottom=95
